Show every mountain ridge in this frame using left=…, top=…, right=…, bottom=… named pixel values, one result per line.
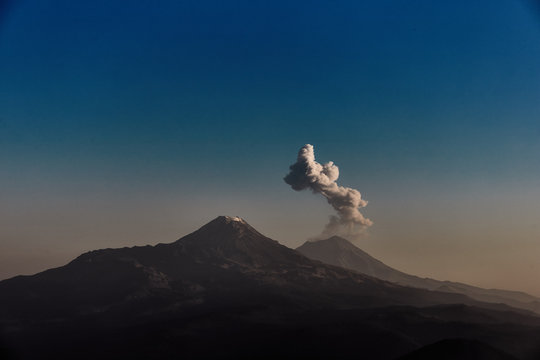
left=296, top=236, right=540, bottom=314
left=2, top=216, right=540, bottom=359
left=1, top=216, right=527, bottom=322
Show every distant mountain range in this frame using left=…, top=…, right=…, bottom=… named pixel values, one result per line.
left=1, top=216, right=540, bottom=359
left=296, top=236, right=540, bottom=314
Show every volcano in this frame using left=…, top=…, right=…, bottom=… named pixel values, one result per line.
left=1, top=216, right=540, bottom=359
left=296, top=236, right=540, bottom=314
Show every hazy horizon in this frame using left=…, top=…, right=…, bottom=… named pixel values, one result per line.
left=2, top=0, right=540, bottom=297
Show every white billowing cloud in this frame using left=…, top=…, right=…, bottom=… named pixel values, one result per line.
left=284, top=144, right=372, bottom=239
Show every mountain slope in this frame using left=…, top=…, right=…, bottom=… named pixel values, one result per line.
left=296, top=236, right=540, bottom=314
left=2, top=217, right=540, bottom=359
left=0, top=217, right=482, bottom=322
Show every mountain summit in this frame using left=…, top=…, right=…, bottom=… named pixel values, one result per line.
left=297, top=236, right=397, bottom=279
left=164, top=215, right=322, bottom=272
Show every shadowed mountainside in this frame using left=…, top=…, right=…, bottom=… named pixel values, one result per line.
left=1, top=216, right=540, bottom=359
left=0, top=216, right=476, bottom=321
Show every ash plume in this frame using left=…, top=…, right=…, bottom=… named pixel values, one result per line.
left=284, top=144, right=372, bottom=239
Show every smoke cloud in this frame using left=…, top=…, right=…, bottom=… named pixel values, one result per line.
left=284, top=144, right=372, bottom=239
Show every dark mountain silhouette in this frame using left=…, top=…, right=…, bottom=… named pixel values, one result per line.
left=297, top=236, right=540, bottom=314
left=397, top=338, right=518, bottom=360
left=0, top=217, right=480, bottom=322
left=1, top=216, right=540, bottom=359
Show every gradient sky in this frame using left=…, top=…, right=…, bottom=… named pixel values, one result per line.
left=1, top=0, right=540, bottom=295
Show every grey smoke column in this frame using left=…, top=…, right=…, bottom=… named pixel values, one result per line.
left=284, top=144, right=372, bottom=238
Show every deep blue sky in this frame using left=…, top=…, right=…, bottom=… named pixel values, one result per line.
left=1, top=0, right=540, bottom=294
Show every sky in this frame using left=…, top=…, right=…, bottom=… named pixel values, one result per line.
left=1, top=0, right=540, bottom=295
